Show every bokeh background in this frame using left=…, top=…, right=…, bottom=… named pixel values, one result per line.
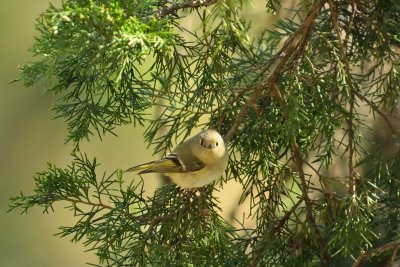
left=0, top=1, right=285, bottom=266
left=0, top=1, right=159, bottom=266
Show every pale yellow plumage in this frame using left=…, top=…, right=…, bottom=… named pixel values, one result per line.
left=126, top=129, right=228, bottom=188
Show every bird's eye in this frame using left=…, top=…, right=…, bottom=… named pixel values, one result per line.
left=216, top=142, right=219, bottom=146
left=200, top=139, right=204, bottom=146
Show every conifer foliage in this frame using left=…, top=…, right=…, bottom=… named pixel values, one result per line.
left=9, top=0, right=400, bottom=266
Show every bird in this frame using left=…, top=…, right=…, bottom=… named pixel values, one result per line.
left=126, top=129, right=228, bottom=189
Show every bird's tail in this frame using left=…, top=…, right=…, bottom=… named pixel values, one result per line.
left=125, top=161, right=156, bottom=173
left=126, top=157, right=181, bottom=174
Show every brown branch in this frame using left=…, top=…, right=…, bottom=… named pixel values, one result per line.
left=224, top=1, right=329, bottom=263
left=352, top=89, right=396, bottom=134
left=224, top=0, right=327, bottom=141
left=143, top=211, right=178, bottom=235
left=305, top=160, right=334, bottom=195
left=291, top=140, right=331, bottom=264
left=273, top=197, right=304, bottom=234
left=327, top=0, right=356, bottom=198
left=68, top=198, right=140, bottom=221
left=390, top=243, right=400, bottom=267
left=352, top=239, right=400, bottom=267
left=69, top=197, right=188, bottom=229
left=250, top=71, right=330, bottom=264
left=390, top=244, right=400, bottom=267
left=158, top=0, right=219, bottom=17
left=251, top=197, right=304, bottom=267
left=348, top=97, right=356, bottom=198
left=69, top=198, right=114, bottom=210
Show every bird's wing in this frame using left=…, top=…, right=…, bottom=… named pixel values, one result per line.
left=126, top=152, right=205, bottom=174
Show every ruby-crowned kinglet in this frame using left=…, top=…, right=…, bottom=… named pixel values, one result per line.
left=126, top=129, right=228, bottom=188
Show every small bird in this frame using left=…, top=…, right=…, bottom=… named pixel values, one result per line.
left=126, top=129, right=228, bottom=189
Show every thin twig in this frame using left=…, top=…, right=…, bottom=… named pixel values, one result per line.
left=348, top=98, right=356, bottom=198
left=352, top=89, right=396, bottom=134
left=144, top=211, right=178, bottom=235
left=327, top=0, right=356, bottom=198
left=251, top=197, right=304, bottom=267
left=273, top=197, right=304, bottom=234
left=390, top=243, right=400, bottom=267
left=304, top=160, right=335, bottom=196
left=352, top=239, right=400, bottom=267
left=69, top=198, right=114, bottom=210
left=291, top=140, right=331, bottom=264
left=68, top=198, right=140, bottom=221
left=158, top=0, right=219, bottom=17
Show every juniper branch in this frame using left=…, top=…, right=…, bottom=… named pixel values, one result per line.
left=291, top=139, right=331, bottom=263
left=251, top=197, right=304, bottom=267
left=353, top=89, right=396, bottom=134
left=225, top=0, right=327, bottom=141
left=327, top=0, right=357, bottom=198
left=158, top=0, right=219, bottom=17
left=353, top=239, right=400, bottom=267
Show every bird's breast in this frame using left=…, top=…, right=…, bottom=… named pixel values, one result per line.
left=167, top=164, right=225, bottom=189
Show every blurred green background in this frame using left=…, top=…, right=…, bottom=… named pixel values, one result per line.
left=0, top=1, right=160, bottom=266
